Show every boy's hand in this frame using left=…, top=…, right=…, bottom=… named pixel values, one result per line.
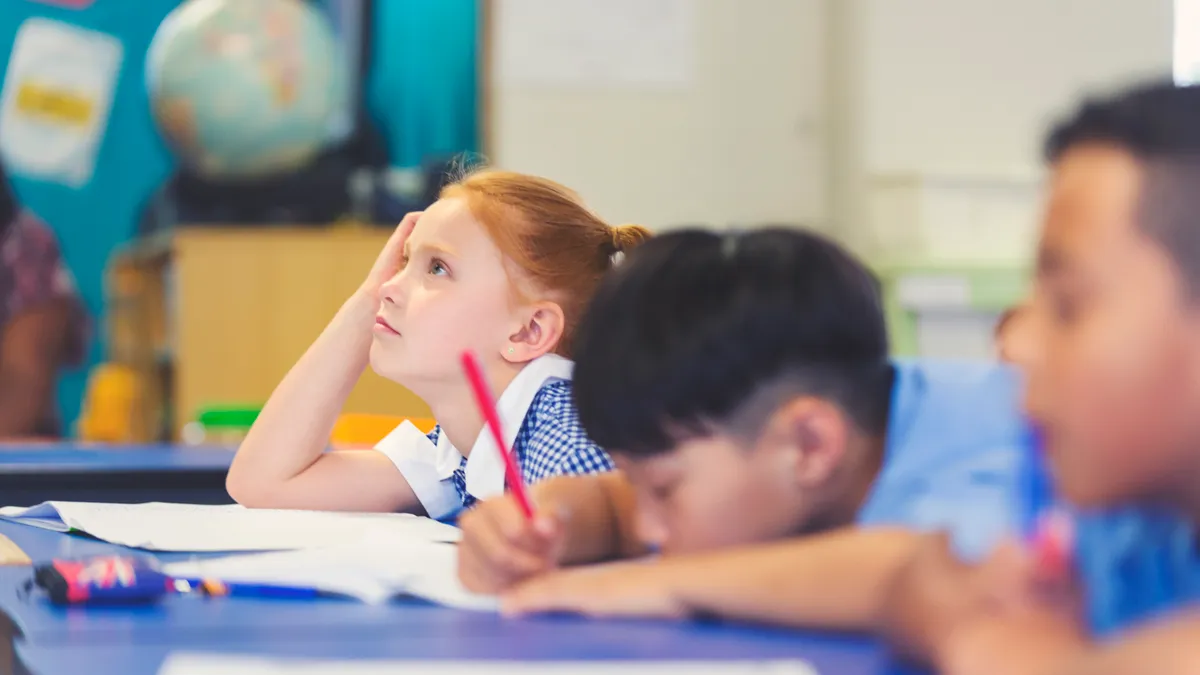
left=501, top=559, right=689, bottom=619
left=457, top=493, right=566, bottom=594
left=882, top=532, right=1083, bottom=668
left=360, top=211, right=421, bottom=299
left=881, top=532, right=990, bottom=664
left=938, top=609, right=1088, bottom=675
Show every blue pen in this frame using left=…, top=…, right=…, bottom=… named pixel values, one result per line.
left=173, top=577, right=322, bottom=600
left=1022, top=424, right=1054, bottom=538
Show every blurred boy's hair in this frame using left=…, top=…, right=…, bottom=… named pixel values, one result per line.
left=572, top=228, right=892, bottom=456
left=1046, top=81, right=1200, bottom=294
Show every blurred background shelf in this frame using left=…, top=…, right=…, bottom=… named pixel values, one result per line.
left=105, top=225, right=430, bottom=442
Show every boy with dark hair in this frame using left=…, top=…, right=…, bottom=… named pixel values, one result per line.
left=885, top=81, right=1200, bottom=674
left=458, top=227, right=1030, bottom=628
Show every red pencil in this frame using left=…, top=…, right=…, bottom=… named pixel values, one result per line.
left=460, top=350, right=535, bottom=519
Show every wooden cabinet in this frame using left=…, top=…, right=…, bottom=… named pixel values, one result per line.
left=106, top=226, right=430, bottom=442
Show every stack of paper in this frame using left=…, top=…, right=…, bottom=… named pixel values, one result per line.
left=0, top=501, right=489, bottom=611
left=163, top=539, right=497, bottom=610
left=0, top=502, right=460, bottom=552
left=158, top=654, right=820, bottom=675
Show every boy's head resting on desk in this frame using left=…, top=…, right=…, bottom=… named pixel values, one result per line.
left=572, top=228, right=893, bottom=553
left=369, top=169, right=651, bottom=392
left=1023, top=82, right=1200, bottom=511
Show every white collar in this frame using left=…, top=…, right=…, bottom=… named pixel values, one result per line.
left=434, top=354, right=574, bottom=500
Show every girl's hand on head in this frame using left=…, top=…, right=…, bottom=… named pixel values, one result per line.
left=360, top=212, right=422, bottom=300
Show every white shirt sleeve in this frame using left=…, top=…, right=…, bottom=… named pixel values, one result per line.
left=372, top=422, right=462, bottom=520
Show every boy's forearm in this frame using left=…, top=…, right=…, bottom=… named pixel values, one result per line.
left=540, top=472, right=648, bottom=565
left=665, top=528, right=921, bottom=630
left=1065, top=612, right=1200, bottom=675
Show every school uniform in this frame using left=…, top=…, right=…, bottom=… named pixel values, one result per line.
left=857, top=360, right=1031, bottom=560
left=373, top=354, right=615, bottom=520
left=1070, top=508, right=1200, bottom=636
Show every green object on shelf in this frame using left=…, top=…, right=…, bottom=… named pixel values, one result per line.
left=873, top=261, right=1031, bottom=356
left=194, top=405, right=262, bottom=429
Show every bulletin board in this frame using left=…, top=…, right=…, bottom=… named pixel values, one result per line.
left=0, top=0, right=181, bottom=429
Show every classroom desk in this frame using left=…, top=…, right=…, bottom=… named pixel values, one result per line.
left=0, top=522, right=911, bottom=675
left=0, top=445, right=234, bottom=507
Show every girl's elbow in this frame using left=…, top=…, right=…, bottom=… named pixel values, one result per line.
left=225, top=468, right=277, bottom=508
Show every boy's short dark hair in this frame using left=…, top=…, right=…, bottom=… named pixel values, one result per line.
left=1044, top=81, right=1200, bottom=294
left=572, top=228, right=892, bottom=457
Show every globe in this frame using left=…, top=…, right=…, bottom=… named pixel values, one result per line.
left=146, top=0, right=348, bottom=178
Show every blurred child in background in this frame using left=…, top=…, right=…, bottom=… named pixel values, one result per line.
left=0, top=164, right=87, bottom=439
left=885, top=81, right=1200, bottom=675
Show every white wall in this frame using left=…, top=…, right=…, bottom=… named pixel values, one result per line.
left=843, top=0, right=1173, bottom=263
left=863, top=0, right=1173, bottom=176
left=488, top=0, right=827, bottom=230
left=486, top=0, right=1174, bottom=254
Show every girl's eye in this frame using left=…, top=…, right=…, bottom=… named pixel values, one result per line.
left=429, top=259, right=449, bottom=276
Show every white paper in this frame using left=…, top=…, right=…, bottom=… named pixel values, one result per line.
left=163, top=539, right=497, bottom=611
left=0, top=18, right=123, bottom=187
left=495, top=0, right=694, bottom=90
left=0, top=502, right=460, bottom=552
left=159, top=654, right=819, bottom=675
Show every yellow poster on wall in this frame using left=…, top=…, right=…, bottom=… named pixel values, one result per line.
left=0, top=18, right=123, bottom=187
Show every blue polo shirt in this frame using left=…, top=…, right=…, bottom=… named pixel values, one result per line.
left=857, top=360, right=1030, bottom=560
left=1071, top=508, right=1200, bottom=636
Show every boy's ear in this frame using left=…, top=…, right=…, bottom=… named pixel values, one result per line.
left=503, top=301, right=566, bottom=363
left=760, top=397, right=850, bottom=489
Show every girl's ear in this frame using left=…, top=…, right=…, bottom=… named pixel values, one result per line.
left=503, top=301, right=566, bottom=363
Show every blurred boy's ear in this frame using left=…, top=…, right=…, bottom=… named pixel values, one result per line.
left=759, top=396, right=850, bottom=488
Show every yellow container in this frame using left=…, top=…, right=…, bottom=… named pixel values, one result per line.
left=331, top=413, right=436, bottom=448
left=77, top=364, right=140, bottom=442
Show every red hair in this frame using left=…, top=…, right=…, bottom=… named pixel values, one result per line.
left=441, top=169, right=652, bottom=356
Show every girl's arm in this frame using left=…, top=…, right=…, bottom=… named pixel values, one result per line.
left=225, top=214, right=424, bottom=513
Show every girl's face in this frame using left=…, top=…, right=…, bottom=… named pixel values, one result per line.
left=369, top=198, right=523, bottom=390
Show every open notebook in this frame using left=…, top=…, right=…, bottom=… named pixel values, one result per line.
left=0, top=502, right=460, bottom=552
left=163, top=538, right=496, bottom=610
left=158, top=654, right=819, bottom=675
